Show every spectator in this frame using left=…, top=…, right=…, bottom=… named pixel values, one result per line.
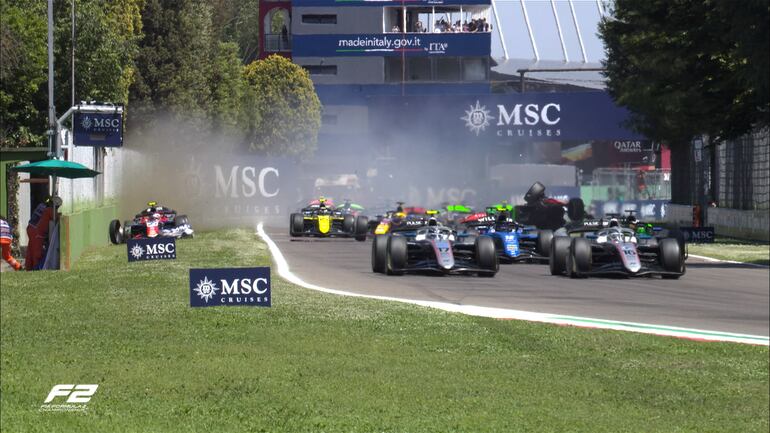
left=1, top=215, right=22, bottom=271
left=391, top=25, right=400, bottom=32
left=414, top=20, right=424, bottom=33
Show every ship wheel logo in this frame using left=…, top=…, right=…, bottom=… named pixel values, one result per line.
left=461, top=101, right=491, bottom=136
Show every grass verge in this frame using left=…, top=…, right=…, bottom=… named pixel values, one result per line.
left=688, top=238, right=770, bottom=265
left=1, top=229, right=768, bottom=433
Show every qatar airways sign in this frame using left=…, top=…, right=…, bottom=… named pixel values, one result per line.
left=461, top=100, right=562, bottom=138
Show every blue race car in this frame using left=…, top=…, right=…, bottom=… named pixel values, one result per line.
left=459, top=208, right=553, bottom=263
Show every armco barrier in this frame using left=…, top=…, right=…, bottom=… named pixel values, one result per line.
left=60, top=205, right=118, bottom=270
left=706, top=207, right=769, bottom=241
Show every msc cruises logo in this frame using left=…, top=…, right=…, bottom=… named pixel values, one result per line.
left=461, top=100, right=491, bottom=136
left=80, top=115, right=93, bottom=130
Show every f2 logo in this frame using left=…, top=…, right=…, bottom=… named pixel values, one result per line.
left=44, top=384, right=99, bottom=403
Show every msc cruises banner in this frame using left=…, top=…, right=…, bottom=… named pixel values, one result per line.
left=292, top=33, right=491, bottom=57
left=367, top=92, right=646, bottom=141
left=293, top=0, right=490, bottom=5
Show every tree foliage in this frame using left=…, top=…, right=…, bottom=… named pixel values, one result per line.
left=242, top=55, right=322, bottom=156
left=599, top=0, right=769, bottom=145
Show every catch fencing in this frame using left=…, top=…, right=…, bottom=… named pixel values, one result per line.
left=717, top=128, right=769, bottom=211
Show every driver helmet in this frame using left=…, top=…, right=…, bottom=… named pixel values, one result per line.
left=318, top=196, right=327, bottom=207
left=608, top=230, right=623, bottom=242
left=609, top=218, right=620, bottom=228
left=152, top=212, right=161, bottom=220
left=428, top=217, right=438, bottom=226
left=627, top=215, right=638, bottom=230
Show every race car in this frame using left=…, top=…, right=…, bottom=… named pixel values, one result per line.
left=336, top=199, right=365, bottom=216
left=549, top=219, right=685, bottom=279
left=515, top=182, right=586, bottom=230
left=459, top=207, right=552, bottom=263
left=290, top=197, right=368, bottom=241
left=108, top=201, right=193, bottom=244
left=441, top=204, right=474, bottom=228
left=369, top=202, right=432, bottom=235
left=371, top=219, right=498, bottom=277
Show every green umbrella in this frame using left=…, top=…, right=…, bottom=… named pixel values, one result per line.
left=12, top=159, right=100, bottom=179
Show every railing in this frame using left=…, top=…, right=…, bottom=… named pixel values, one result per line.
left=589, top=168, right=672, bottom=201
left=264, top=34, right=292, bottom=52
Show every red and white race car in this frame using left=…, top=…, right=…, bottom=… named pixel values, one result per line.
left=109, top=201, right=194, bottom=244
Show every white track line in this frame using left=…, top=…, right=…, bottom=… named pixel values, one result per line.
left=688, top=254, right=769, bottom=268
left=257, top=223, right=769, bottom=346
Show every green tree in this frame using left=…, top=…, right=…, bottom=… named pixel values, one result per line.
left=210, top=41, right=244, bottom=134
left=599, top=0, right=769, bottom=203
left=130, top=0, right=215, bottom=129
left=242, top=55, right=321, bottom=156
left=209, top=0, right=260, bottom=63
left=0, top=0, right=48, bottom=147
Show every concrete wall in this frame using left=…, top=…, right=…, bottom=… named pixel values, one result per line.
left=60, top=205, right=118, bottom=270
left=707, top=207, right=770, bottom=241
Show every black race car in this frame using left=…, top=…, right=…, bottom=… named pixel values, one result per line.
left=371, top=220, right=498, bottom=277
left=515, top=181, right=586, bottom=230
left=549, top=219, right=685, bottom=279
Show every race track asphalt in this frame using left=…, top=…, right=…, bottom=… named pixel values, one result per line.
left=264, top=226, right=770, bottom=336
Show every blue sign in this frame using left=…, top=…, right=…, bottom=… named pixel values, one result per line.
left=293, top=33, right=490, bottom=57
left=680, top=226, right=715, bottom=243
left=190, top=267, right=271, bottom=307
left=293, top=0, right=490, bottom=5
left=368, top=92, right=646, bottom=141
left=127, top=237, right=176, bottom=262
left=73, top=112, right=123, bottom=147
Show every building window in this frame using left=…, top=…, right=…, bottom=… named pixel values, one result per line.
left=408, top=57, right=431, bottom=81
left=435, top=57, right=461, bottom=81
left=301, top=14, right=337, bottom=24
left=385, top=58, right=402, bottom=82
left=322, top=114, right=338, bottom=125
left=462, top=57, right=488, bottom=81
left=303, top=65, right=338, bottom=75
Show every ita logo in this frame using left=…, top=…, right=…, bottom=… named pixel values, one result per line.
left=190, top=267, right=271, bottom=307
left=461, top=100, right=491, bottom=136
left=127, top=237, right=176, bottom=262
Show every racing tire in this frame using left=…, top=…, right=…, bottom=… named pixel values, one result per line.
left=475, top=236, right=498, bottom=277
left=550, top=236, right=570, bottom=275
left=659, top=237, right=683, bottom=279
left=386, top=235, right=407, bottom=276
left=355, top=216, right=369, bottom=241
left=537, top=229, right=554, bottom=257
left=567, top=198, right=586, bottom=221
left=122, top=220, right=132, bottom=243
left=343, top=214, right=355, bottom=234
left=290, top=213, right=304, bottom=237
left=524, top=181, right=546, bottom=204
left=568, top=237, right=591, bottom=278
left=109, top=219, right=122, bottom=245
left=175, top=215, right=190, bottom=227
left=372, top=235, right=389, bottom=273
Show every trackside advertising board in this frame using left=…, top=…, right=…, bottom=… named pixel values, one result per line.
left=293, top=33, right=491, bottom=57
left=73, top=112, right=123, bottom=147
left=190, top=267, right=271, bottom=307
left=127, top=237, right=176, bottom=262
left=680, top=227, right=716, bottom=243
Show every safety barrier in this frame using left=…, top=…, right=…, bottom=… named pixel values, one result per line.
left=59, top=205, right=118, bottom=270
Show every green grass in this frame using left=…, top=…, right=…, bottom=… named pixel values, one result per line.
left=1, top=229, right=768, bottom=433
left=688, top=238, right=770, bottom=265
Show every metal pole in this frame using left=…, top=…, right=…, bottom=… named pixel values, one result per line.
left=550, top=0, right=569, bottom=62
left=519, top=71, right=525, bottom=92
left=71, top=0, right=76, bottom=107
left=47, top=0, right=56, bottom=157
left=568, top=0, right=588, bottom=62
left=520, top=0, right=539, bottom=61
left=491, top=0, right=508, bottom=59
